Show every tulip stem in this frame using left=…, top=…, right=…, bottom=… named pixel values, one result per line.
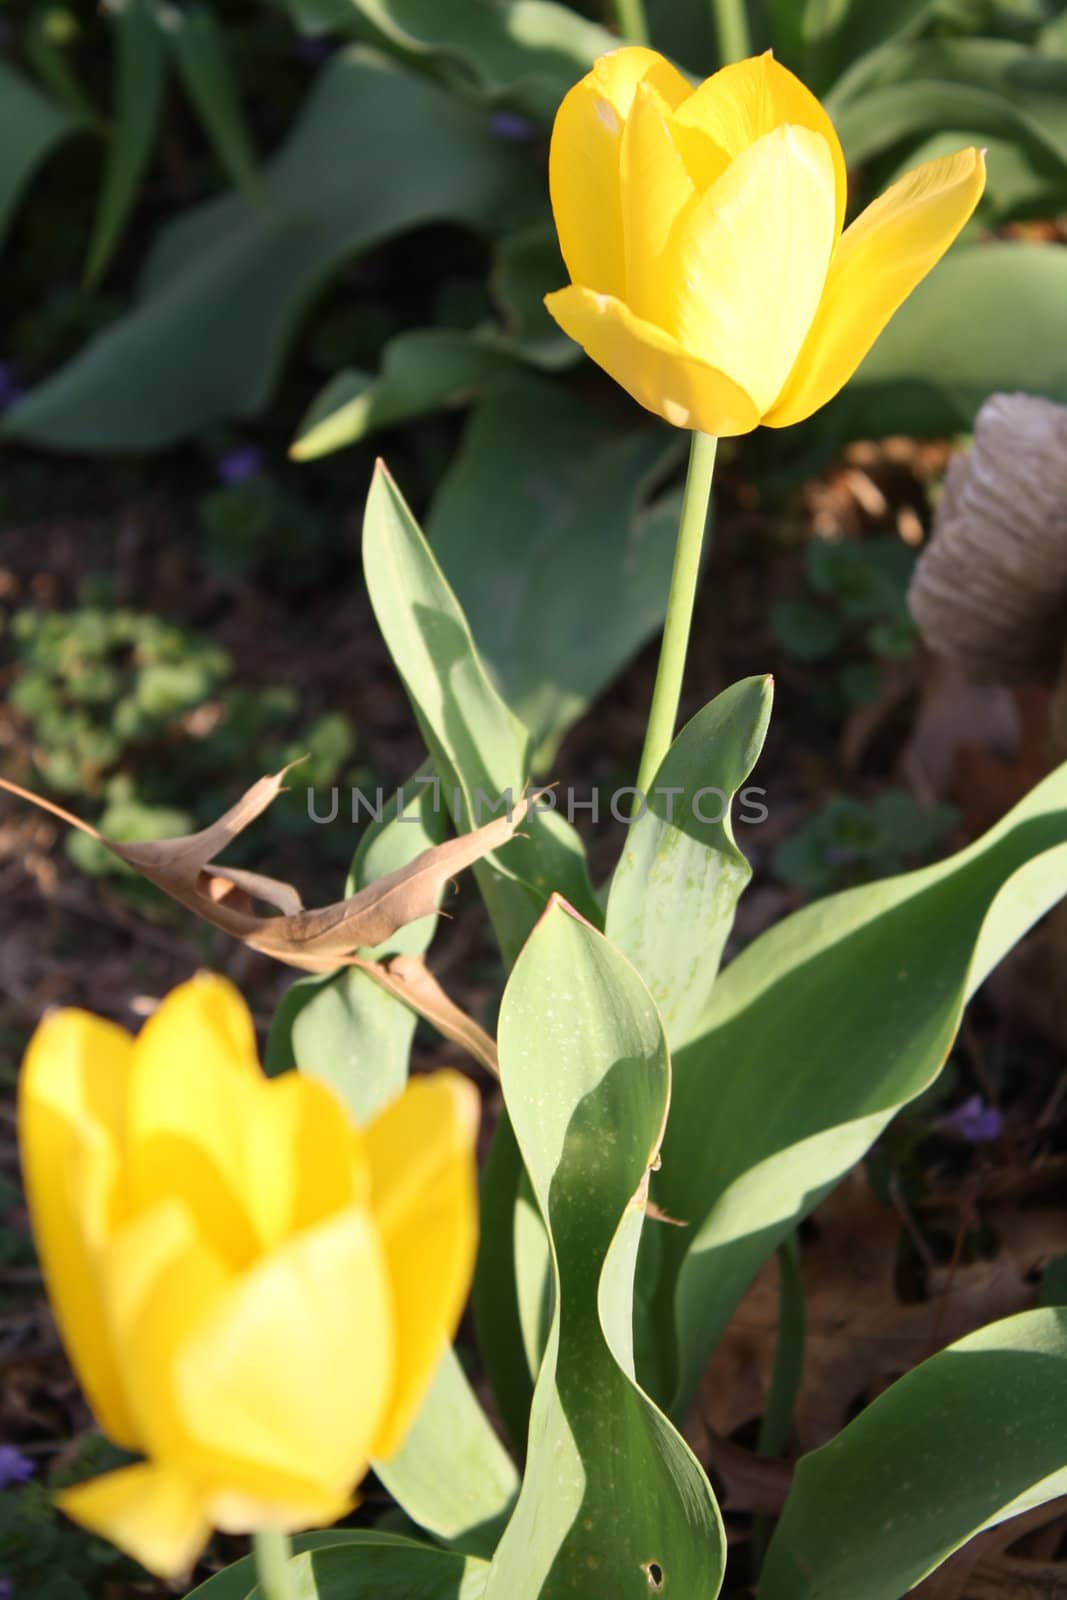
left=712, top=0, right=751, bottom=63
left=613, top=0, right=650, bottom=45
left=633, top=431, right=719, bottom=810
left=253, top=1529, right=296, bottom=1600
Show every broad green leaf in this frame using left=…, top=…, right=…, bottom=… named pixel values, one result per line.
left=829, top=38, right=1067, bottom=168
left=362, top=461, right=598, bottom=964
left=301, top=0, right=616, bottom=121
left=486, top=899, right=725, bottom=1600
left=374, top=1350, right=518, bottom=1556
left=761, top=1308, right=1067, bottom=1600
left=472, top=1111, right=540, bottom=1455
left=85, top=0, right=167, bottom=286
left=427, top=377, right=681, bottom=764
left=605, top=677, right=772, bottom=1050
left=648, top=761, right=1067, bottom=1414
left=800, top=0, right=939, bottom=94
left=4, top=49, right=537, bottom=452
left=163, top=3, right=259, bottom=192
left=291, top=330, right=518, bottom=461
left=0, top=63, right=79, bottom=247
left=186, top=1532, right=408, bottom=1600
left=193, top=1531, right=489, bottom=1600
left=291, top=224, right=574, bottom=461
left=832, top=243, right=1067, bottom=440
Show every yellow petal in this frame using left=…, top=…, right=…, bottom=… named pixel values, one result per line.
left=766, top=147, right=986, bottom=428
left=18, top=1009, right=139, bottom=1447
left=103, top=1200, right=231, bottom=1461
left=664, top=124, right=837, bottom=413
left=176, top=1208, right=394, bottom=1499
left=126, top=974, right=263, bottom=1269
left=674, top=51, right=848, bottom=235
left=57, top=1463, right=210, bottom=1580
left=620, top=83, right=696, bottom=322
left=549, top=47, right=692, bottom=296
left=365, top=1072, right=480, bottom=1458
left=544, top=284, right=759, bottom=435
left=240, top=1072, right=369, bottom=1253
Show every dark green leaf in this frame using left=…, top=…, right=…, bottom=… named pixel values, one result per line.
left=0, top=63, right=79, bottom=247
left=762, top=1308, right=1067, bottom=1600
left=85, top=0, right=167, bottom=286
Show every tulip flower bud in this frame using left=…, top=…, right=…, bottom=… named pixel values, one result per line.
left=18, top=974, right=479, bottom=1579
left=545, top=48, right=985, bottom=436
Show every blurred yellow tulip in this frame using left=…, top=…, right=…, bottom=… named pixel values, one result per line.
left=18, top=974, right=479, bottom=1579
left=545, top=48, right=985, bottom=435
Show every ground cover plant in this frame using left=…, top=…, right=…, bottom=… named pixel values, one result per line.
left=2, top=3, right=1067, bottom=1598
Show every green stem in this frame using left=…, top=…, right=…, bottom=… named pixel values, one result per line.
left=633, top=431, right=718, bottom=808
left=712, top=0, right=751, bottom=63
left=613, top=0, right=650, bottom=45
left=752, top=1234, right=806, bottom=1574
left=253, top=1529, right=296, bottom=1600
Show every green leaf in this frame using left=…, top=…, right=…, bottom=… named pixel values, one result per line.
left=471, top=1113, right=540, bottom=1455
left=291, top=330, right=518, bottom=461
left=427, top=377, right=681, bottom=764
left=191, top=1531, right=489, bottom=1600
left=647, top=761, right=1067, bottom=1414
left=163, top=3, right=259, bottom=192
left=185, top=1532, right=407, bottom=1600
left=800, top=0, right=939, bottom=94
left=300, top=0, right=617, bottom=121
left=85, top=0, right=168, bottom=287
left=605, top=678, right=772, bottom=1051
left=832, top=242, right=1067, bottom=439
left=5, top=48, right=537, bottom=453
left=362, top=461, right=598, bottom=964
left=761, top=1308, right=1067, bottom=1600
left=373, top=1351, right=518, bottom=1556
left=486, top=898, right=725, bottom=1600
left=830, top=38, right=1067, bottom=168
left=0, top=63, right=79, bottom=248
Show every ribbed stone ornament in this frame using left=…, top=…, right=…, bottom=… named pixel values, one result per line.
left=909, top=391, right=1067, bottom=683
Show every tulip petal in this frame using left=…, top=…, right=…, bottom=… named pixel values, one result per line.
left=127, top=974, right=264, bottom=1269
left=665, top=124, right=837, bottom=414
left=18, top=1009, right=139, bottom=1447
left=621, top=83, right=696, bottom=323
left=544, top=284, right=759, bottom=436
left=57, top=1463, right=209, bottom=1580
left=241, top=1072, right=369, bottom=1252
left=104, top=1200, right=231, bottom=1460
left=177, top=1208, right=393, bottom=1498
left=674, top=51, right=848, bottom=235
left=765, top=147, right=986, bottom=429
left=365, top=1072, right=480, bottom=1458
left=550, top=47, right=692, bottom=298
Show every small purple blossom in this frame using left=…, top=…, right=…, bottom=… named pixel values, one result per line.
left=294, top=35, right=335, bottom=66
left=0, top=362, right=24, bottom=414
left=822, top=844, right=856, bottom=866
left=215, top=443, right=264, bottom=485
left=939, top=1093, right=1003, bottom=1144
left=491, top=111, right=538, bottom=142
left=0, top=1445, right=34, bottom=1488
left=0, top=1576, right=13, bottom=1600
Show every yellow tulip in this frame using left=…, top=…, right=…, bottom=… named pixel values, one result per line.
left=545, top=48, right=986, bottom=435
left=18, top=974, right=479, bottom=1579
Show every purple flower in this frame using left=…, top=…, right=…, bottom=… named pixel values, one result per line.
left=939, top=1093, right=1003, bottom=1144
left=215, top=443, right=264, bottom=485
left=0, top=1445, right=34, bottom=1488
left=0, top=362, right=24, bottom=413
left=294, top=36, right=334, bottom=66
left=491, top=112, right=538, bottom=142
left=0, top=1576, right=13, bottom=1600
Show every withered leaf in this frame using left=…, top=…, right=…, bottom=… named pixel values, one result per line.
left=0, top=770, right=526, bottom=1066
